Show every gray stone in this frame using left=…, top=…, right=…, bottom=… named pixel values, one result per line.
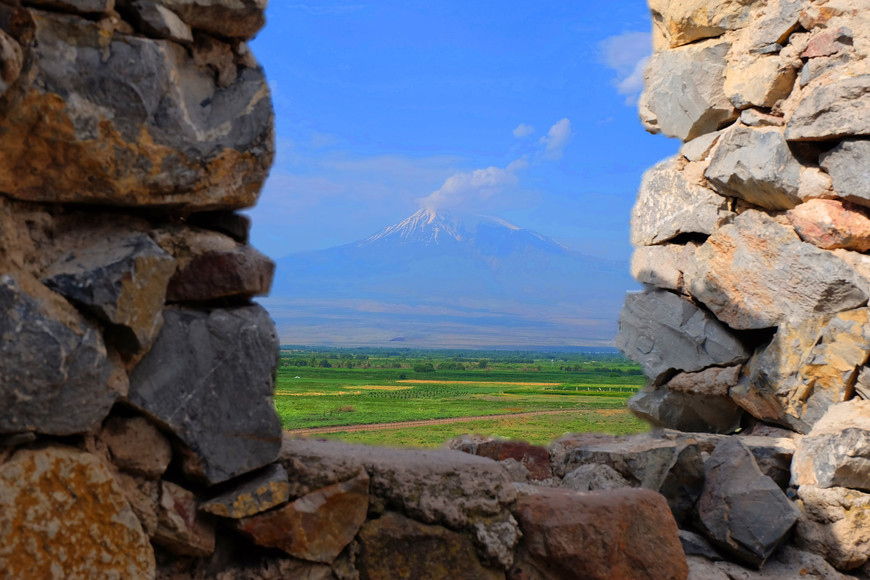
left=200, top=463, right=290, bottom=519
left=786, top=75, right=870, bottom=141
left=680, top=130, right=723, bottom=162
left=686, top=210, right=868, bottom=329
left=629, top=387, right=744, bottom=434
left=705, top=126, right=802, bottom=210
left=187, top=211, right=251, bottom=243
left=0, top=10, right=274, bottom=211
left=631, top=157, right=733, bottom=246
left=792, top=401, right=870, bottom=491
left=820, top=139, right=870, bottom=208
left=560, top=463, right=630, bottom=492
left=680, top=529, right=723, bottom=561
left=738, top=435, right=796, bottom=490
left=615, top=289, right=749, bottom=382
left=665, top=365, right=741, bottom=397
left=698, top=438, right=798, bottom=568
left=278, top=437, right=517, bottom=529
left=0, top=271, right=120, bottom=435
left=724, top=56, right=796, bottom=109
left=796, top=485, right=870, bottom=571
left=734, top=310, right=870, bottom=433
left=42, top=232, right=175, bottom=354
left=128, top=1, right=193, bottom=44
left=747, top=0, right=804, bottom=50
left=0, top=29, right=22, bottom=99
left=740, top=109, right=785, bottom=127
left=639, top=39, right=738, bottom=141
left=631, top=242, right=697, bottom=292
left=128, top=306, right=281, bottom=485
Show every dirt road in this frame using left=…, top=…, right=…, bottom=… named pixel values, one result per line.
left=285, top=409, right=591, bottom=436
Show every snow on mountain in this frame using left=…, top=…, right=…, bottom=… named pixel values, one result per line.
left=266, top=209, right=636, bottom=348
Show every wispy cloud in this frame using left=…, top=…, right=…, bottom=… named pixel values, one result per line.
left=419, top=158, right=528, bottom=210
left=513, top=123, right=534, bottom=138
left=599, top=31, right=651, bottom=104
left=539, top=118, right=572, bottom=160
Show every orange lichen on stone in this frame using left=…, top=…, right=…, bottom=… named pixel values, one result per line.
left=0, top=446, right=155, bottom=579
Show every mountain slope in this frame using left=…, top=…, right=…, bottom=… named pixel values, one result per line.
left=264, top=209, right=636, bottom=348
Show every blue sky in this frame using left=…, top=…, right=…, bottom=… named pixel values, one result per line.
left=248, top=1, right=680, bottom=261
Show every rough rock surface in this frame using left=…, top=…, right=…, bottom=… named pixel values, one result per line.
left=788, top=199, right=870, bottom=252
left=99, top=415, right=173, bottom=478
left=509, top=487, right=688, bottom=580
left=631, top=157, right=733, bottom=246
left=629, top=387, right=743, bottom=434
left=697, top=438, right=797, bottom=567
left=42, top=232, right=175, bottom=353
left=724, top=56, right=796, bottom=109
left=278, top=437, right=517, bottom=529
left=560, top=463, right=630, bottom=492
left=649, top=0, right=753, bottom=48
left=792, top=401, right=870, bottom=489
left=705, top=126, right=802, bottom=210
left=631, top=242, right=698, bottom=293
left=795, top=485, right=870, bottom=570
left=447, top=437, right=551, bottom=481
left=819, top=140, right=870, bottom=208
left=786, top=75, right=870, bottom=141
left=239, top=471, right=369, bottom=564
left=0, top=446, right=155, bottom=578
left=640, top=39, right=737, bottom=141
left=356, top=511, right=503, bottom=580
left=128, top=306, right=281, bottom=485
left=686, top=210, right=867, bottom=329
left=200, top=463, right=290, bottom=519
left=0, top=10, right=273, bottom=210
left=734, top=310, right=870, bottom=433
left=153, top=480, right=216, bottom=558
left=0, top=271, right=119, bottom=435
left=615, top=289, right=749, bottom=381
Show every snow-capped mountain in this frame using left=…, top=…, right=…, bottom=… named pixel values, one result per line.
left=264, top=210, right=636, bottom=348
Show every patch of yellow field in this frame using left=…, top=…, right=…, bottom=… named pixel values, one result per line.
left=344, top=385, right=414, bottom=391
left=396, top=380, right=561, bottom=386
left=596, top=409, right=630, bottom=416
left=275, top=391, right=331, bottom=396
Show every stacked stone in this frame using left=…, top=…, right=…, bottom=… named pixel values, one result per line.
left=615, top=0, right=870, bottom=576
left=0, top=3, right=692, bottom=580
left=0, top=0, right=282, bottom=577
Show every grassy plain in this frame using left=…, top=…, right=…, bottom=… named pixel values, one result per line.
left=275, top=348, right=649, bottom=447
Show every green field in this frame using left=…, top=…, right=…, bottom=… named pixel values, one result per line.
left=275, top=347, right=650, bottom=447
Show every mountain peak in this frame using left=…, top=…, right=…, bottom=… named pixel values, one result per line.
left=359, top=208, right=465, bottom=247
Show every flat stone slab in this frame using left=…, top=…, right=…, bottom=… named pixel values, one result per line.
left=819, top=139, right=870, bottom=208
left=128, top=305, right=282, bottom=485
left=786, top=75, right=870, bottom=141
left=279, top=437, right=517, bottom=529
left=200, top=463, right=290, bottom=519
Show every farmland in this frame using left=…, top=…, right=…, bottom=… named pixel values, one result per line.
left=275, top=347, right=650, bottom=447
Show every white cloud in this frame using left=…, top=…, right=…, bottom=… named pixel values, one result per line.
left=513, top=123, right=534, bottom=138
left=419, top=158, right=528, bottom=210
left=539, top=118, right=572, bottom=160
left=599, top=31, right=651, bottom=104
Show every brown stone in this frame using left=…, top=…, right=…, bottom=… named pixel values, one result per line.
left=158, top=0, right=267, bottom=40
left=509, top=487, right=687, bottom=580
left=200, top=463, right=290, bottom=519
left=0, top=9, right=273, bottom=211
left=450, top=437, right=551, bottom=481
left=153, top=480, right=216, bottom=558
left=357, top=511, right=504, bottom=580
left=788, top=199, right=870, bottom=253
left=802, top=27, right=853, bottom=58
left=792, top=400, right=870, bottom=489
left=114, top=470, right=160, bottom=536
left=0, top=446, right=155, bottom=578
left=796, top=485, right=870, bottom=570
left=648, top=0, right=752, bottom=48
left=238, top=471, right=369, bottom=564
left=734, top=309, right=870, bottom=433
left=100, top=415, right=173, bottom=478
left=686, top=210, right=867, bottom=329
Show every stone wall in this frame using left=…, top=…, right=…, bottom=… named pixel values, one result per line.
left=3, top=0, right=870, bottom=579
left=615, top=0, right=870, bottom=577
